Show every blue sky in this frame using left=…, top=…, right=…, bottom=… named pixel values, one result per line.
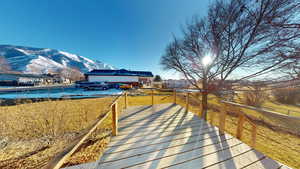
left=0, top=0, right=210, bottom=79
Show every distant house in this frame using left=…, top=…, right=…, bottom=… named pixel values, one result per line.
left=163, top=79, right=190, bottom=88
left=85, top=69, right=154, bottom=87
left=0, top=73, right=62, bottom=86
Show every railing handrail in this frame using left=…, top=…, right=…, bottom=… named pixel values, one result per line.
left=44, top=92, right=126, bottom=169
left=218, top=100, right=259, bottom=147
left=221, top=100, right=300, bottom=120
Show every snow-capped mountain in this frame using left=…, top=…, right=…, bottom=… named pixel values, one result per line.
left=0, top=45, right=114, bottom=74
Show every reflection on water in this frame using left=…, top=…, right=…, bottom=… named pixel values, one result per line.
left=0, top=87, right=122, bottom=99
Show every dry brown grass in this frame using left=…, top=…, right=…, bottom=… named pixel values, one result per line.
left=0, top=98, right=115, bottom=140
left=0, top=97, right=116, bottom=169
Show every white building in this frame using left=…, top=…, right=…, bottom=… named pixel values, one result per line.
left=85, top=69, right=154, bottom=87
left=163, top=79, right=190, bottom=88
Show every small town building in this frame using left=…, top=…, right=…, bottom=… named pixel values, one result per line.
left=85, top=69, right=154, bottom=87
left=163, top=79, right=190, bottom=88
left=0, top=73, right=63, bottom=86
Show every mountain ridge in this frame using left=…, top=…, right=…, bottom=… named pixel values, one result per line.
left=0, top=45, right=114, bottom=75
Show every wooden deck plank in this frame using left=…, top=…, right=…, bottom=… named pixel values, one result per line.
left=111, top=124, right=215, bottom=143
left=126, top=142, right=252, bottom=169
left=104, top=126, right=221, bottom=154
left=116, top=122, right=211, bottom=138
left=97, top=135, right=241, bottom=169
left=98, top=135, right=238, bottom=166
left=101, top=133, right=234, bottom=160
left=119, top=114, right=196, bottom=129
left=63, top=104, right=291, bottom=169
left=119, top=104, right=179, bottom=121
left=119, top=118, right=201, bottom=133
left=242, top=157, right=283, bottom=169
left=204, top=149, right=266, bottom=169
left=110, top=120, right=216, bottom=146
left=119, top=106, right=193, bottom=126
left=109, top=126, right=219, bottom=146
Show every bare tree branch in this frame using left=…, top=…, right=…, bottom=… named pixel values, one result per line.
left=160, top=0, right=300, bottom=119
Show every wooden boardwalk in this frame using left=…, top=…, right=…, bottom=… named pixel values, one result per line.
left=64, top=103, right=291, bottom=169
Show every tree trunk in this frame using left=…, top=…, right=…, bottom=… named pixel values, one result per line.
left=201, top=77, right=208, bottom=120
left=201, top=91, right=208, bottom=120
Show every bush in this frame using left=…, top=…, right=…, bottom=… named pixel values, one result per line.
left=272, top=87, right=300, bottom=105
left=243, top=87, right=267, bottom=107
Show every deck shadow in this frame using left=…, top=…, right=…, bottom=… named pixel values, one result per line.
left=96, top=104, right=181, bottom=168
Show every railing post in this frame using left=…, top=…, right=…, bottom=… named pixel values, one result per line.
left=112, top=103, right=118, bottom=136
left=219, top=111, right=227, bottom=135
left=251, top=125, right=257, bottom=148
left=186, top=92, right=189, bottom=112
left=151, top=89, right=154, bottom=106
left=211, top=112, right=215, bottom=124
left=236, top=114, right=245, bottom=140
left=124, top=92, right=128, bottom=109
left=173, top=89, right=176, bottom=104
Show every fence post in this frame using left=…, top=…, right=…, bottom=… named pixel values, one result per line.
left=211, top=112, right=215, bottom=124
left=236, top=114, right=245, bottom=139
left=151, top=89, right=154, bottom=106
left=124, top=92, right=128, bottom=109
left=251, top=125, right=257, bottom=148
left=186, top=92, right=189, bottom=112
left=112, top=103, right=118, bottom=136
left=219, top=111, right=227, bottom=135
left=173, top=89, right=176, bottom=104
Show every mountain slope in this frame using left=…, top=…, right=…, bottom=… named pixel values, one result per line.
left=0, top=45, right=114, bottom=74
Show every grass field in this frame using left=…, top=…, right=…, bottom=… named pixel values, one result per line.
left=0, top=89, right=299, bottom=169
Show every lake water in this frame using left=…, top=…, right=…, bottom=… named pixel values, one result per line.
left=0, top=87, right=123, bottom=99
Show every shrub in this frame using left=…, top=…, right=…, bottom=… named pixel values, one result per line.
left=272, top=87, right=300, bottom=105
left=243, top=87, right=268, bottom=107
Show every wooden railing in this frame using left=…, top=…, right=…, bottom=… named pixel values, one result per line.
left=209, top=107, right=257, bottom=148
left=45, top=88, right=259, bottom=169
left=214, top=100, right=258, bottom=148
left=44, top=92, right=127, bottom=169
left=172, top=89, right=257, bottom=148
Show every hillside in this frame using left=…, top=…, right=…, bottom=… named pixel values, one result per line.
left=0, top=45, right=114, bottom=74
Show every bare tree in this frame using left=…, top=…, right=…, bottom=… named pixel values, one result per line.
left=161, top=0, right=300, bottom=120
left=243, top=84, right=268, bottom=107
left=281, top=61, right=300, bottom=79
left=0, top=56, right=10, bottom=73
left=60, top=67, right=84, bottom=82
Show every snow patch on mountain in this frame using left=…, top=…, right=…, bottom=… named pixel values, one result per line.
left=0, top=45, right=115, bottom=74
left=58, top=51, right=81, bottom=62
left=25, top=55, right=65, bottom=74
left=15, top=48, right=31, bottom=55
